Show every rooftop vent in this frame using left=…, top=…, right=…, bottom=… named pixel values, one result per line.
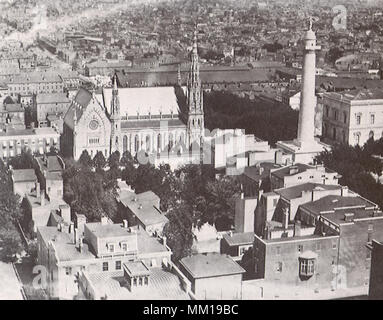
left=344, top=213, right=354, bottom=222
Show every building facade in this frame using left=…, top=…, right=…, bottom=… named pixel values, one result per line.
left=322, top=89, right=383, bottom=146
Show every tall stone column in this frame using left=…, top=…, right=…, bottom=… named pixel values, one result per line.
left=297, top=19, right=321, bottom=147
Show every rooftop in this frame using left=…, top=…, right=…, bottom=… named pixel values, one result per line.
left=119, top=190, right=168, bottom=227
left=102, top=86, right=181, bottom=118
left=242, top=162, right=280, bottom=182
left=123, top=261, right=150, bottom=277
left=38, top=226, right=94, bottom=262
left=12, top=168, right=37, bottom=183
left=300, top=195, right=380, bottom=225
left=86, top=268, right=190, bottom=300
left=180, top=253, right=245, bottom=279
left=275, top=183, right=343, bottom=201
left=222, top=232, right=254, bottom=247
left=36, top=93, right=70, bottom=104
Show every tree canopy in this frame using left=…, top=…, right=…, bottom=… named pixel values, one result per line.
left=0, top=160, right=23, bottom=262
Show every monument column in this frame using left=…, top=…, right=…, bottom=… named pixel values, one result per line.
left=297, top=19, right=321, bottom=147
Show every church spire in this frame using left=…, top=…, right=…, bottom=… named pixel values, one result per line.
left=187, top=25, right=204, bottom=148
left=110, top=74, right=121, bottom=154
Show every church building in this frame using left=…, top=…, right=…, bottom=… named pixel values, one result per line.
left=62, top=31, right=204, bottom=161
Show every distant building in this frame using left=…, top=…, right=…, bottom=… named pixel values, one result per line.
left=253, top=193, right=383, bottom=297
left=0, top=103, right=25, bottom=130
left=368, top=239, right=383, bottom=299
left=322, top=89, right=383, bottom=146
left=85, top=60, right=133, bottom=77
left=37, top=220, right=173, bottom=300
left=221, top=232, right=254, bottom=261
left=270, top=163, right=340, bottom=190
left=35, top=93, right=71, bottom=128
left=0, top=127, right=60, bottom=160
left=117, top=189, right=168, bottom=235
left=11, top=168, right=37, bottom=198
left=34, top=155, right=65, bottom=201
left=179, top=253, right=245, bottom=300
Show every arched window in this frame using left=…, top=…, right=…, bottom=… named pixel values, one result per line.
left=369, top=131, right=374, bottom=140
left=123, top=135, right=128, bottom=153
left=157, top=134, right=162, bottom=152
left=354, top=132, right=361, bottom=145
left=146, top=135, right=151, bottom=152
left=135, top=135, right=139, bottom=152
left=169, top=133, right=174, bottom=149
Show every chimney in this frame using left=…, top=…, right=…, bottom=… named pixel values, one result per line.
left=344, top=213, right=354, bottom=222
left=123, top=219, right=129, bottom=228
left=162, top=236, right=167, bottom=248
left=79, top=237, right=84, bottom=253
left=341, top=186, right=348, bottom=197
left=59, top=204, right=71, bottom=224
left=57, top=223, right=62, bottom=232
left=294, top=220, right=302, bottom=237
left=101, top=216, right=108, bottom=225
left=40, top=190, right=45, bottom=206
left=73, top=227, right=78, bottom=244
left=36, top=182, right=40, bottom=197
left=240, top=192, right=244, bottom=200
left=282, top=207, right=289, bottom=230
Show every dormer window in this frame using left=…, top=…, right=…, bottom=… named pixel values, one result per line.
left=107, top=243, right=115, bottom=253
left=121, top=242, right=128, bottom=252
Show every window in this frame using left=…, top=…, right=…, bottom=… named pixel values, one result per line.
left=334, top=110, right=338, bottom=121
left=332, top=242, right=337, bottom=250
left=103, top=262, right=108, bottom=272
left=108, top=244, right=115, bottom=253
left=275, top=262, right=283, bottom=273
left=298, top=245, right=303, bottom=253
left=276, top=246, right=281, bottom=256
left=316, top=242, right=321, bottom=251
left=371, top=114, right=375, bottom=125
left=133, top=278, right=137, bottom=286
left=139, top=277, right=143, bottom=286
left=299, top=258, right=315, bottom=277
left=343, top=112, right=347, bottom=124
left=325, top=106, right=329, bottom=117
left=369, top=131, right=374, bottom=140
left=121, top=243, right=128, bottom=251
left=65, top=267, right=72, bottom=275
left=116, top=261, right=121, bottom=270
left=144, top=277, right=148, bottom=285
left=356, top=114, right=361, bottom=125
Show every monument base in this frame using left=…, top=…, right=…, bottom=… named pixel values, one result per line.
left=276, top=138, right=331, bottom=165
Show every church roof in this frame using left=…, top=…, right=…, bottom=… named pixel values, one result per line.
left=102, top=87, right=181, bottom=118
left=64, top=88, right=105, bottom=130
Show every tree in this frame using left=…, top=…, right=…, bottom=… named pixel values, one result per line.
left=79, top=150, right=92, bottom=168
left=92, top=151, right=106, bottom=171
left=108, top=151, right=121, bottom=170
left=163, top=203, right=195, bottom=261
left=121, top=151, right=138, bottom=187
left=9, top=149, right=34, bottom=169
left=0, top=160, right=23, bottom=262
left=205, top=176, right=241, bottom=231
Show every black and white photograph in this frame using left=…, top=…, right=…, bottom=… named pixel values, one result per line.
left=0, top=0, right=382, bottom=307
